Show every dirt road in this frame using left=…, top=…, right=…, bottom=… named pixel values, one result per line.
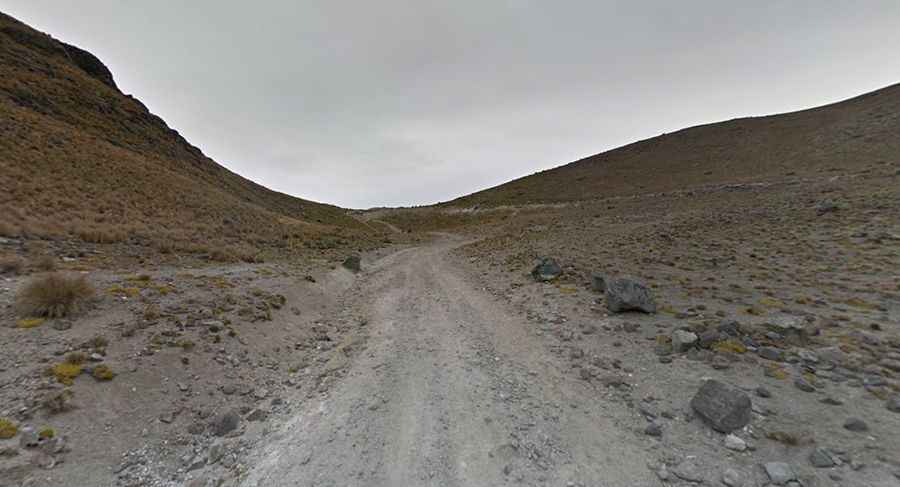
left=241, top=238, right=655, bottom=486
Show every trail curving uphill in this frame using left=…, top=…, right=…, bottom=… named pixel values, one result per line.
left=240, top=237, right=654, bottom=486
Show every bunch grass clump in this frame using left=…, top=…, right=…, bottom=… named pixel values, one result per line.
left=15, top=272, right=95, bottom=318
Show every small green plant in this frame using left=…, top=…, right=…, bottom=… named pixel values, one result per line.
left=92, top=364, right=115, bottom=381
left=49, top=362, right=83, bottom=385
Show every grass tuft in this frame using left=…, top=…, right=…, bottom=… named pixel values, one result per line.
left=15, top=272, right=95, bottom=318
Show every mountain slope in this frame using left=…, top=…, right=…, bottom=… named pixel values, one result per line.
left=0, top=12, right=365, bottom=256
left=448, top=83, right=900, bottom=207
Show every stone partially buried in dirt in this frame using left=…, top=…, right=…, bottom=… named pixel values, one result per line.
left=672, top=459, right=705, bottom=483
left=843, top=417, right=868, bottom=432
left=886, top=395, right=900, bottom=413
left=809, top=447, right=835, bottom=468
left=672, top=329, right=698, bottom=353
left=605, top=277, right=656, bottom=313
left=690, top=380, right=752, bottom=433
left=531, top=258, right=562, bottom=282
left=210, top=410, right=241, bottom=437
left=764, top=462, right=796, bottom=485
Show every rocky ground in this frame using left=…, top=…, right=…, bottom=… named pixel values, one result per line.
left=1, top=165, right=898, bottom=487
left=0, top=240, right=404, bottom=487
left=454, top=165, right=900, bottom=486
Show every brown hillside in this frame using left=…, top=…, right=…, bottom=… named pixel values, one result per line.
left=0, top=12, right=368, bottom=259
left=448, top=83, right=900, bottom=207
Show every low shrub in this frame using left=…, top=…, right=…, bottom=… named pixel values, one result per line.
left=0, top=418, right=17, bottom=439
left=92, top=364, right=115, bottom=381
left=0, top=255, right=24, bottom=275
left=41, top=390, right=74, bottom=415
left=15, top=272, right=96, bottom=318
left=34, top=255, right=57, bottom=272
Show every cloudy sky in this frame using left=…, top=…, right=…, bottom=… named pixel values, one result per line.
left=4, top=1, right=900, bottom=208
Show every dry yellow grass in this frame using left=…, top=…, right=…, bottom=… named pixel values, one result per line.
left=0, top=12, right=379, bottom=261
left=15, top=272, right=96, bottom=318
left=0, top=255, right=23, bottom=274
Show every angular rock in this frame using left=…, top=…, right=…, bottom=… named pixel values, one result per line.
left=794, top=377, right=816, bottom=392
left=758, top=346, right=784, bottom=362
left=672, top=330, right=698, bottom=353
left=816, top=346, right=847, bottom=365
left=245, top=408, right=269, bottom=422
left=764, top=462, right=796, bottom=485
left=718, top=320, right=742, bottom=336
left=724, top=434, right=747, bottom=452
left=887, top=396, right=900, bottom=413
left=210, top=410, right=240, bottom=437
left=207, top=441, right=228, bottom=465
left=809, top=447, right=835, bottom=468
left=605, top=277, right=656, bottom=313
left=590, top=273, right=606, bottom=293
left=690, top=380, right=752, bottom=433
left=698, top=330, right=721, bottom=348
left=755, top=386, right=772, bottom=398
left=644, top=423, right=662, bottom=437
left=342, top=256, right=361, bottom=273
left=531, top=258, right=562, bottom=282
left=767, top=316, right=808, bottom=340
left=672, top=460, right=704, bottom=483
left=843, top=417, right=868, bottom=432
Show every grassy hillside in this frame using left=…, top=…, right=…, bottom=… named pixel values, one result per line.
left=0, top=12, right=369, bottom=260
left=448, top=83, right=900, bottom=207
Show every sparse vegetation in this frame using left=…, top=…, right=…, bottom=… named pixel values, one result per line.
left=0, top=12, right=383, bottom=267
left=92, top=364, right=115, bottom=381
left=49, top=361, right=83, bottom=385
left=65, top=352, right=88, bottom=365
left=41, top=389, right=74, bottom=414
left=15, top=272, right=96, bottom=318
left=34, top=254, right=57, bottom=272
left=0, top=255, right=23, bottom=274
left=16, top=318, right=45, bottom=328
left=0, top=418, right=17, bottom=439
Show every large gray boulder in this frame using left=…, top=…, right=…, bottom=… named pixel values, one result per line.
left=531, top=258, right=562, bottom=282
left=690, top=380, right=752, bottom=433
left=605, top=277, right=656, bottom=313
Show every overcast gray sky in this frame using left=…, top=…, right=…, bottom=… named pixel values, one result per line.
left=3, top=1, right=900, bottom=208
